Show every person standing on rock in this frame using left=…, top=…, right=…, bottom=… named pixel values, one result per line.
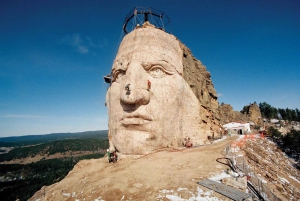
left=107, top=149, right=111, bottom=163
left=185, top=137, right=193, bottom=148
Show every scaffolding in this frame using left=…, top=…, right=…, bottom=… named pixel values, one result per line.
left=122, top=7, right=171, bottom=35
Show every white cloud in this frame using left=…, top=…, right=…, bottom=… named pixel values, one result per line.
left=217, top=93, right=223, bottom=97
left=61, top=34, right=106, bottom=55
left=77, top=45, right=89, bottom=54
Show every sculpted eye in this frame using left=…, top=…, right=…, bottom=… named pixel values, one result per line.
left=114, top=70, right=126, bottom=82
left=148, top=66, right=166, bottom=78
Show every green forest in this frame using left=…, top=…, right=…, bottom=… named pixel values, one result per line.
left=0, top=130, right=108, bottom=147
left=0, top=138, right=108, bottom=162
left=0, top=131, right=108, bottom=201
left=258, top=102, right=300, bottom=121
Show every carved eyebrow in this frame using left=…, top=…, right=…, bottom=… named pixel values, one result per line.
left=141, top=60, right=176, bottom=74
left=111, top=69, right=124, bottom=82
left=112, top=60, right=127, bottom=75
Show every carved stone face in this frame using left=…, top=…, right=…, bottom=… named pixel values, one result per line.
left=107, top=27, right=203, bottom=154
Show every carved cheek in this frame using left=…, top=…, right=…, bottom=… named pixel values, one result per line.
left=108, top=83, right=123, bottom=117
left=149, top=75, right=183, bottom=115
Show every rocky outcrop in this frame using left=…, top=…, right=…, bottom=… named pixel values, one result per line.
left=241, top=103, right=263, bottom=126
left=180, top=44, right=218, bottom=109
left=218, top=104, right=249, bottom=124
left=218, top=103, right=263, bottom=127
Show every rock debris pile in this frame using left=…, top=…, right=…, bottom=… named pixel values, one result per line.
left=241, top=138, right=300, bottom=200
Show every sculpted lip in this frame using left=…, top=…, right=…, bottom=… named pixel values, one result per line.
left=120, top=114, right=152, bottom=125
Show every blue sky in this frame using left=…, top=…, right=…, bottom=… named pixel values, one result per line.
left=1, top=0, right=299, bottom=137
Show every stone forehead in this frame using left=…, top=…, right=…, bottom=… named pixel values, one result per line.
left=115, top=27, right=183, bottom=74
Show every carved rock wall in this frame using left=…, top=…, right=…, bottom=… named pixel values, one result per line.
left=179, top=43, right=224, bottom=137
left=108, top=22, right=255, bottom=154
left=107, top=24, right=228, bottom=154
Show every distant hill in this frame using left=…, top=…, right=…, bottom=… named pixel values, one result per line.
left=0, top=130, right=109, bottom=201
left=0, top=130, right=108, bottom=147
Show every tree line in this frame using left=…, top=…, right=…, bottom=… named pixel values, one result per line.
left=0, top=138, right=108, bottom=162
left=0, top=130, right=108, bottom=147
left=258, top=102, right=300, bottom=121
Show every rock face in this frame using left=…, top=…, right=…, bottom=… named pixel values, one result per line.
left=180, top=44, right=223, bottom=138
left=218, top=104, right=249, bottom=124
left=106, top=22, right=224, bottom=155
left=241, top=103, right=263, bottom=126
left=180, top=45, right=218, bottom=109
left=218, top=103, right=263, bottom=127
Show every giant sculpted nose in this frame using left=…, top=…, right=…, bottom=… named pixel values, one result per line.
left=120, top=63, right=150, bottom=106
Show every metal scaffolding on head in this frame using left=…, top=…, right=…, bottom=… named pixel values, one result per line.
left=122, top=7, right=171, bottom=34
left=103, top=7, right=171, bottom=86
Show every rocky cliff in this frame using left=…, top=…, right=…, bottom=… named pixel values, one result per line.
left=179, top=43, right=263, bottom=136
left=218, top=103, right=263, bottom=126
left=179, top=43, right=223, bottom=137
left=241, top=103, right=263, bottom=126
left=218, top=104, right=249, bottom=124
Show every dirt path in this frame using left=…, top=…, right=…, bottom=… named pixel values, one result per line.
left=30, top=136, right=238, bottom=201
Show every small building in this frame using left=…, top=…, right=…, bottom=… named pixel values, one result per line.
left=223, top=122, right=251, bottom=135
left=270, top=119, right=279, bottom=123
